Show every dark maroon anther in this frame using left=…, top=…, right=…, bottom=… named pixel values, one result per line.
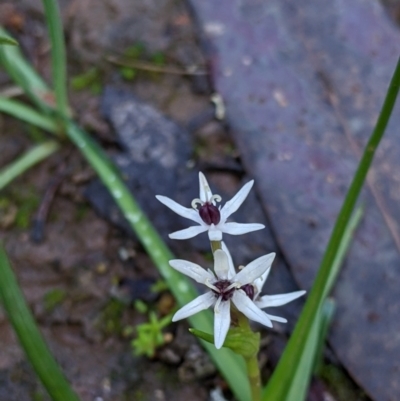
left=199, top=202, right=221, bottom=225
left=212, top=280, right=235, bottom=301
left=240, top=284, right=255, bottom=300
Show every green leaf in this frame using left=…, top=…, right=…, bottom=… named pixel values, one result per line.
left=282, top=300, right=333, bottom=401
left=312, top=299, right=336, bottom=376
left=0, top=141, right=60, bottom=191
left=0, top=27, right=51, bottom=111
left=42, top=0, right=69, bottom=118
left=0, top=97, right=59, bottom=134
left=0, top=33, right=18, bottom=46
left=264, top=205, right=362, bottom=401
left=70, top=68, right=100, bottom=91
left=0, top=247, right=81, bottom=401
left=190, top=327, right=260, bottom=359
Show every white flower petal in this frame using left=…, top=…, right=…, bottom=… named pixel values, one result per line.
left=232, top=290, right=273, bottom=328
left=221, top=242, right=236, bottom=279
left=199, top=172, right=213, bottom=203
left=220, top=180, right=253, bottom=221
left=172, top=292, right=215, bottom=321
left=156, top=195, right=203, bottom=224
left=214, top=298, right=231, bottom=349
left=220, top=222, right=265, bottom=235
left=213, top=249, right=230, bottom=279
left=169, top=225, right=208, bottom=240
left=266, top=313, right=287, bottom=323
left=254, top=266, right=271, bottom=297
left=169, top=260, right=214, bottom=283
left=256, top=290, right=306, bottom=309
left=207, top=225, right=223, bottom=241
left=235, top=253, right=275, bottom=286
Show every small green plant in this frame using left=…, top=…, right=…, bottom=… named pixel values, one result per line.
left=70, top=67, right=102, bottom=94
left=43, top=288, right=67, bottom=312
left=99, top=298, right=126, bottom=336
left=131, top=311, right=173, bottom=358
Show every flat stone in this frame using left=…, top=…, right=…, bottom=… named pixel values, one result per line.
left=187, top=0, right=400, bottom=400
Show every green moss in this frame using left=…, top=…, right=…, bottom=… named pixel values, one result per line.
left=70, top=67, right=102, bottom=94
left=43, top=288, right=67, bottom=312
left=320, top=363, right=369, bottom=401
left=123, top=43, right=145, bottom=59
left=25, top=124, right=48, bottom=143
left=119, top=67, right=137, bottom=81
left=130, top=389, right=145, bottom=401
left=3, top=186, right=40, bottom=229
left=150, top=279, right=168, bottom=294
left=31, top=389, right=48, bottom=401
left=98, top=298, right=126, bottom=336
left=151, top=51, right=166, bottom=67
left=74, top=204, right=90, bottom=221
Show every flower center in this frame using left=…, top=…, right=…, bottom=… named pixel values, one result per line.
left=199, top=202, right=221, bottom=225
left=191, top=194, right=222, bottom=225
left=240, top=284, right=255, bottom=300
left=212, top=279, right=236, bottom=301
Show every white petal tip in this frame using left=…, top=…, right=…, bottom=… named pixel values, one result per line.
left=171, top=314, right=180, bottom=322
left=169, top=233, right=187, bottom=240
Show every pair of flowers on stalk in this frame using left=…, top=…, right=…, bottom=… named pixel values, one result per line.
left=156, top=173, right=305, bottom=349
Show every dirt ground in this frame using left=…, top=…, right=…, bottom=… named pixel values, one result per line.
left=0, top=1, right=239, bottom=400
left=1, top=0, right=393, bottom=400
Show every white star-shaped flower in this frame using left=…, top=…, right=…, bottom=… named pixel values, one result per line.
left=156, top=172, right=265, bottom=241
left=170, top=243, right=306, bottom=349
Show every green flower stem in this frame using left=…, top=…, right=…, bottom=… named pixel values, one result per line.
left=236, top=311, right=261, bottom=401
left=211, top=240, right=222, bottom=253
left=0, top=141, right=60, bottom=190
left=246, top=355, right=261, bottom=401
left=0, top=247, right=81, bottom=401
left=263, top=56, right=400, bottom=400
left=42, top=0, right=69, bottom=119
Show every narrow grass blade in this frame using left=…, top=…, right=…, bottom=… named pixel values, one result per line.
left=42, top=0, right=69, bottom=117
left=0, top=27, right=52, bottom=110
left=0, top=97, right=59, bottom=133
left=0, top=141, right=59, bottom=190
left=0, top=247, right=81, bottom=401
left=0, top=33, right=18, bottom=46
left=312, top=299, right=335, bottom=376
left=262, top=57, right=400, bottom=401
left=284, top=299, right=335, bottom=401
left=264, top=205, right=361, bottom=401
left=323, top=205, right=364, bottom=300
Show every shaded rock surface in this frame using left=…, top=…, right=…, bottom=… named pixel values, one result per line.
left=187, top=0, right=400, bottom=400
